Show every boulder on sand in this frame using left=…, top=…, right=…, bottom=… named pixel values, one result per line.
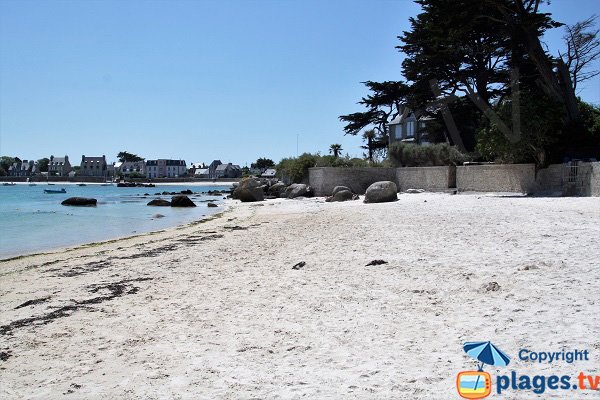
left=147, top=199, right=171, bottom=206
left=232, top=177, right=265, bottom=202
left=326, top=189, right=358, bottom=202
left=61, top=197, right=97, bottom=206
left=170, top=195, right=196, bottom=207
left=331, top=186, right=352, bottom=196
left=285, top=183, right=313, bottom=199
left=268, top=182, right=287, bottom=197
left=363, top=181, right=398, bottom=203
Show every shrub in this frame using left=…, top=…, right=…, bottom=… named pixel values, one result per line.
left=388, top=142, right=468, bottom=167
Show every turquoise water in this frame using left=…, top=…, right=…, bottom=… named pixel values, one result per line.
left=0, top=183, right=232, bottom=259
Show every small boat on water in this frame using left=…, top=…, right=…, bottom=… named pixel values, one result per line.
left=29, top=183, right=37, bottom=186
left=44, top=188, right=66, bottom=194
left=2, top=182, right=16, bottom=186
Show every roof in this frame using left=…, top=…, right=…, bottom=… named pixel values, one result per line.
left=195, top=168, right=209, bottom=175
left=50, top=157, right=67, bottom=165
left=215, top=164, right=230, bottom=171
left=82, top=156, right=106, bottom=163
left=262, top=168, right=277, bottom=177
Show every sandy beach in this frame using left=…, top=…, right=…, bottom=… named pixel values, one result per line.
left=1, top=193, right=598, bottom=399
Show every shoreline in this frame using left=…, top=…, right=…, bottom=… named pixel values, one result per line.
left=0, top=202, right=233, bottom=265
left=1, top=194, right=598, bottom=399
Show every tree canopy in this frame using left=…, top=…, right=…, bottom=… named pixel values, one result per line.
left=340, top=0, right=600, bottom=165
left=117, top=151, right=144, bottom=163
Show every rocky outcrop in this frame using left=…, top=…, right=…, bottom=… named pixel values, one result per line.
left=363, top=181, right=398, bottom=203
left=331, top=186, right=352, bottom=196
left=207, top=203, right=218, bottom=207
left=147, top=199, right=171, bottom=206
left=61, top=197, right=97, bottom=206
left=268, top=182, right=287, bottom=197
left=326, top=189, right=358, bottom=202
left=232, top=178, right=265, bottom=202
left=285, top=183, right=313, bottom=199
left=170, top=195, right=196, bottom=207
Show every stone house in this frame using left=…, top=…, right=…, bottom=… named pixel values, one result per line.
left=388, top=112, right=433, bottom=145
left=48, top=155, right=72, bottom=177
left=208, top=160, right=222, bottom=179
left=146, top=159, right=187, bottom=178
left=79, top=155, right=108, bottom=177
left=215, top=163, right=242, bottom=179
left=7, top=160, right=36, bottom=177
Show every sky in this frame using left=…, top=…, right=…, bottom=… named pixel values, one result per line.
left=1, top=0, right=599, bottom=167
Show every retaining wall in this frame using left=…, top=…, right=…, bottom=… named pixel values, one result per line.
left=308, top=167, right=396, bottom=196
left=457, top=164, right=537, bottom=193
left=589, top=162, right=600, bottom=197
left=396, top=166, right=456, bottom=191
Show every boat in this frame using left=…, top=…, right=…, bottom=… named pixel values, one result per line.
left=77, top=183, right=87, bottom=186
left=2, top=182, right=16, bottom=186
left=44, top=188, right=66, bottom=194
left=29, top=183, right=37, bottom=186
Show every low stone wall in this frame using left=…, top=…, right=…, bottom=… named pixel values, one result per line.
left=535, top=164, right=563, bottom=195
left=457, top=164, right=537, bottom=193
left=396, top=166, right=456, bottom=191
left=309, top=167, right=396, bottom=196
left=589, top=162, right=600, bottom=197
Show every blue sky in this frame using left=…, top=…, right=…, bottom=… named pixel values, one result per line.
left=1, top=0, right=598, bottom=166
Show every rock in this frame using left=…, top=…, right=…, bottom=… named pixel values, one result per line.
left=268, top=182, right=287, bottom=196
left=61, top=197, right=97, bottom=206
left=483, top=282, right=501, bottom=292
left=364, top=181, right=398, bottom=203
left=147, top=199, right=171, bottom=206
left=285, top=183, right=313, bottom=199
left=170, top=195, right=196, bottom=207
left=180, top=189, right=193, bottom=194
left=331, top=186, right=352, bottom=196
left=405, top=188, right=425, bottom=193
left=326, top=189, right=355, bottom=202
left=207, top=203, right=218, bottom=207
left=264, top=195, right=277, bottom=200
left=152, top=214, right=165, bottom=218
left=232, top=177, right=264, bottom=202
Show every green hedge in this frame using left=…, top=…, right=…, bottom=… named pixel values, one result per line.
left=388, top=142, right=469, bottom=167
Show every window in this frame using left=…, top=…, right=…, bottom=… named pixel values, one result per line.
left=406, top=121, right=415, bottom=137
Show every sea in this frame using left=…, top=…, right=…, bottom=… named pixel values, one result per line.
left=0, top=182, right=233, bottom=259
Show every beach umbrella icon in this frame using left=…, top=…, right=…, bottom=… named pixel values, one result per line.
left=463, top=341, right=510, bottom=396
left=464, top=341, right=511, bottom=370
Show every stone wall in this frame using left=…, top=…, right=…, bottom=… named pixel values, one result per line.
left=396, top=166, right=456, bottom=191
left=589, top=162, right=600, bottom=197
left=309, top=167, right=396, bottom=196
left=457, top=164, right=537, bottom=193
left=534, top=164, right=563, bottom=195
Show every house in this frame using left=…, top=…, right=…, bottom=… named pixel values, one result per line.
left=208, top=160, right=222, bottom=179
left=261, top=168, right=277, bottom=178
left=119, top=161, right=146, bottom=177
left=194, top=168, right=210, bottom=178
left=48, top=155, right=72, bottom=177
left=146, top=159, right=187, bottom=178
left=388, top=112, right=433, bottom=145
left=6, top=160, right=35, bottom=177
left=188, top=162, right=206, bottom=175
left=214, top=163, right=242, bottom=179
left=80, top=155, right=108, bottom=177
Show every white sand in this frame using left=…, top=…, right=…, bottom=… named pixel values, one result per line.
left=1, top=193, right=598, bottom=399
